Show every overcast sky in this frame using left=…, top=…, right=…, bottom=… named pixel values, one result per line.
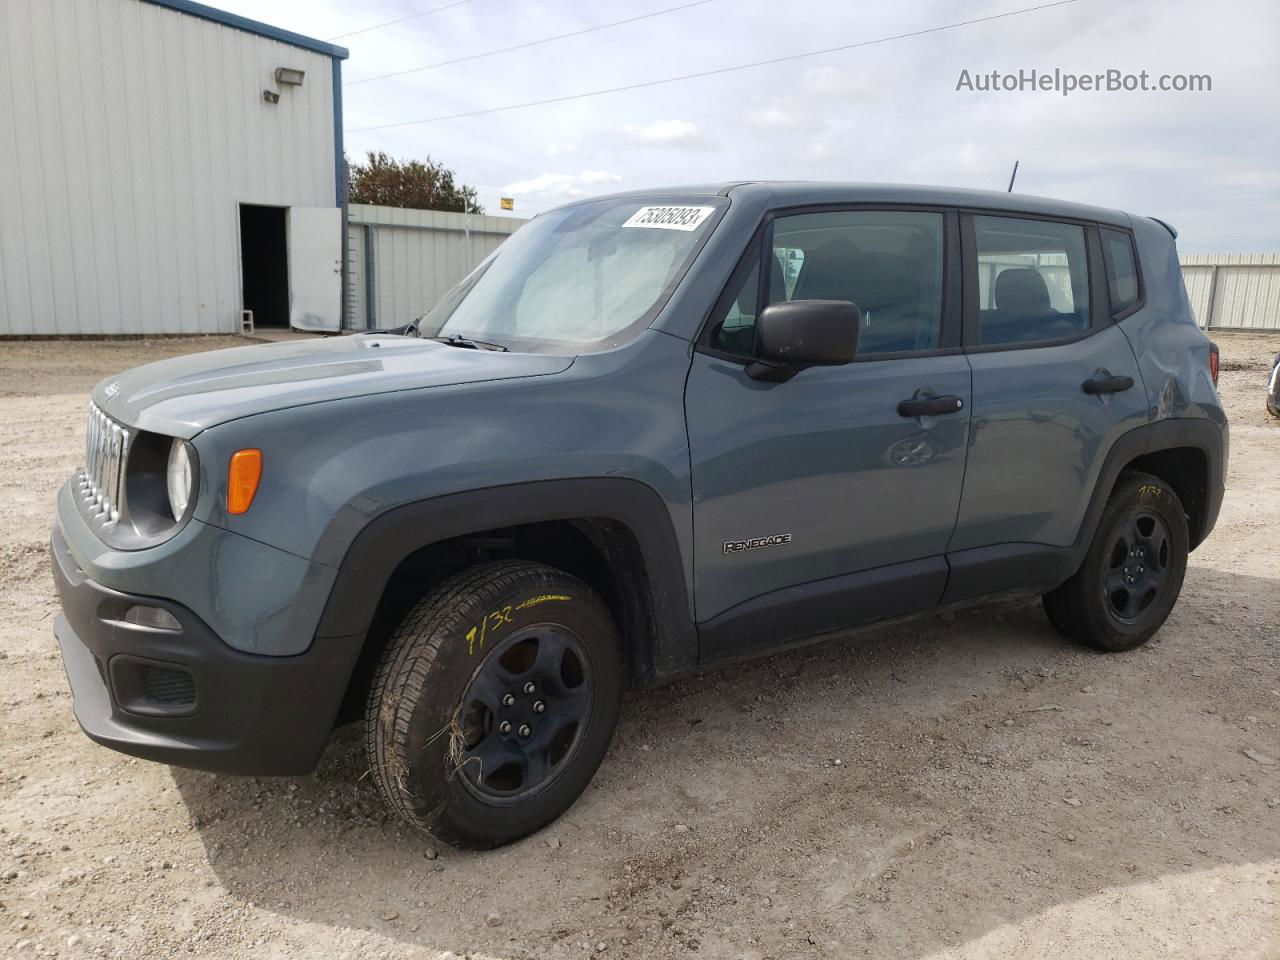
left=219, top=0, right=1277, bottom=251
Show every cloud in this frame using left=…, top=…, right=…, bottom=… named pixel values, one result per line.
left=245, top=0, right=1278, bottom=250
left=800, top=65, right=873, bottom=101
left=619, top=119, right=703, bottom=147
left=501, top=171, right=623, bottom=197
left=749, top=108, right=804, bottom=131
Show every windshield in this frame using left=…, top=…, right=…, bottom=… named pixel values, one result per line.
left=418, top=196, right=726, bottom=353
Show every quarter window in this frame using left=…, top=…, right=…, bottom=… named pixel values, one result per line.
left=707, top=210, right=946, bottom=358
left=973, top=216, right=1090, bottom=345
left=1100, top=227, right=1140, bottom=315
left=708, top=260, right=760, bottom=356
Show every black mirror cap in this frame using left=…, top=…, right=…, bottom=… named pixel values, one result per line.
left=755, top=299, right=861, bottom=370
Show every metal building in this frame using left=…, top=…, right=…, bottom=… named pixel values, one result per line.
left=345, top=204, right=526, bottom=331
left=0, top=0, right=348, bottom=336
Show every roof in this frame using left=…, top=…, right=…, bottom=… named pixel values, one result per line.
left=580, top=181, right=1133, bottom=228
left=142, top=0, right=349, bottom=59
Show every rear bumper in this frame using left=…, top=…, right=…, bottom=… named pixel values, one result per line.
left=1199, top=420, right=1227, bottom=547
left=51, top=519, right=361, bottom=775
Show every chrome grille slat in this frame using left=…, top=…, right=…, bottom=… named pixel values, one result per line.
left=85, top=406, right=97, bottom=496
left=108, top=424, right=120, bottom=512
left=82, top=402, right=131, bottom=526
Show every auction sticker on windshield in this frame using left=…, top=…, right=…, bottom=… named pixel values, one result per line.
left=622, top=206, right=715, bottom=231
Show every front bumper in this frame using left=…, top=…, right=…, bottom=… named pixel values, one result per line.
left=51, top=519, right=362, bottom=775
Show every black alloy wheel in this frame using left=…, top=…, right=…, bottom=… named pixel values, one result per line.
left=1043, top=472, right=1189, bottom=652
left=1102, top=509, right=1174, bottom=624
left=457, top=625, right=592, bottom=803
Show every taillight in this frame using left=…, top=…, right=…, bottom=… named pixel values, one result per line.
left=1209, top=342, right=1220, bottom=386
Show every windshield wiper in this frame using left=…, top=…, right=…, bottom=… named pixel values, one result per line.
left=428, top=334, right=509, bottom=352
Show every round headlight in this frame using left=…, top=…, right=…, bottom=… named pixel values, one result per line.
left=166, top=439, right=196, bottom=520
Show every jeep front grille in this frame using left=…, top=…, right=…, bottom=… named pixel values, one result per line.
left=80, top=402, right=131, bottom=524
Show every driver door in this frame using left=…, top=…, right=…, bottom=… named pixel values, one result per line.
left=685, top=208, right=972, bottom=661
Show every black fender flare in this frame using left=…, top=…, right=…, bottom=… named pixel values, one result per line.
left=312, top=478, right=698, bottom=681
left=1144, top=415, right=1227, bottom=547
left=1062, top=416, right=1224, bottom=569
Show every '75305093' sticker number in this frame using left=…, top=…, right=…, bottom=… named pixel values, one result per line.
left=621, top=205, right=714, bottom=231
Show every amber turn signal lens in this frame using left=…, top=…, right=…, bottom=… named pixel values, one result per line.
left=227, top=449, right=262, bottom=515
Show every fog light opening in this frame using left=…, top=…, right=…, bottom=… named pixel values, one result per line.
left=122, top=604, right=182, bottom=632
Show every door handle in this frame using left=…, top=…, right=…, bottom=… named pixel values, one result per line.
left=1081, top=375, right=1134, bottom=395
left=897, top=395, right=965, bottom=418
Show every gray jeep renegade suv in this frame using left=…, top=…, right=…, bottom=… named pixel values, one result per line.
left=51, top=183, right=1227, bottom=849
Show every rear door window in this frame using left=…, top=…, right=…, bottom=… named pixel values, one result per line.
left=972, top=216, right=1090, bottom=346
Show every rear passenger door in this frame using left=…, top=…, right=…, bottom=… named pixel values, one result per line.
left=686, top=208, right=972, bottom=660
left=945, top=213, right=1149, bottom=600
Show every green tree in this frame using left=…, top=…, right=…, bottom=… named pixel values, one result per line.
left=346, top=151, right=483, bottom=214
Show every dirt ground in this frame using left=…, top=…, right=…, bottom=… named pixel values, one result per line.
left=1, top=332, right=1277, bottom=960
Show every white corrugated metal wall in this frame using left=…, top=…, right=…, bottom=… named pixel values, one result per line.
left=1180, top=254, right=1280, bottom=331
left=0, top=0, right=344, bottom=335
left=346, top=205, right=526, bottom=330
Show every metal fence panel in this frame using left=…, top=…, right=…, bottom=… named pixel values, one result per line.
left=1180, top=253, right=1280, bottom=331
left=344, top=224, right=366, bottom=329
left=1182, top=265, right=1216, bottom=326
left=1214, top=266, right=1280, bottom=330
left=346, top=204, right=525, bottom=330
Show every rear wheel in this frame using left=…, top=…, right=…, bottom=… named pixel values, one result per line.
left=365, top=560, right=622, bottom=848
left=1043, top=472, right=1189, bottom=652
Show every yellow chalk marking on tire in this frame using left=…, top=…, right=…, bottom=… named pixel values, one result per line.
left=463, top=604, right=518, bottom=653
left=463, top=599, right=572, bottom=653
left=516, top=594, right=572, bottom=610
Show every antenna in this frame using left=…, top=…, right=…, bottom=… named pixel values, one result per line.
left=1007, top=160, right=1020, bottom=192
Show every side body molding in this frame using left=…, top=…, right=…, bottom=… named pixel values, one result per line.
left=313, top=478, right=699, bottom=682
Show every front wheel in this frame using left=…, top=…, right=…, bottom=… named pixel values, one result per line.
left=1043, top=472, right=1189, bottom=652
left=365, top=560, right=622, bottom=849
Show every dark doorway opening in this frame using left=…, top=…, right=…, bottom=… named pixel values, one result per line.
left=239, top=204, right=289, bottom=328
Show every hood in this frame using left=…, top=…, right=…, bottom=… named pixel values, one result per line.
left=92, top=334, right=574, bottom=438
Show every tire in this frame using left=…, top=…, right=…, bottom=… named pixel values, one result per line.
left=1043, top=472, right=1189, bottom=652
left=365, top=560, right=622, bottom=849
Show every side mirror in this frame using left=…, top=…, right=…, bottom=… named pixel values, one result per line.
left=747, top=299, right=861, bottom=381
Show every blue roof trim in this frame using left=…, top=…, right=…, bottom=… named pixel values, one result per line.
left=141, top=0, right=349, bottom=59
left=333, top=58, right=345, bottom=207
